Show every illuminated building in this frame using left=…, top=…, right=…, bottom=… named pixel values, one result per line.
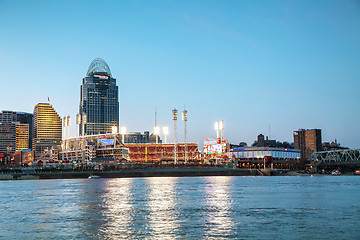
left=79, top=58, right=119, bottom=135
left=230, top=147, right=301, bottom=169
left=60, top=133, right=129, bottom=163
left=125, top=143, right=199, bottom=163
left=33, top=103, right=62, bottom=154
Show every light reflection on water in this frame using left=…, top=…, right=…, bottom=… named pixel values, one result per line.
left=147, top=177, right=178, bottom=239
left=0, top=176, right=360, bottom=239
left=204, top=176, right=234, bottom=238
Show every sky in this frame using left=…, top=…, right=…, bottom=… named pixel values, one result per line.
left=0, top=0, right=359, bottom=148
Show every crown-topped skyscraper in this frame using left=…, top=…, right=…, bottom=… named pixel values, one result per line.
left=79, top=58, right=119, bottom=135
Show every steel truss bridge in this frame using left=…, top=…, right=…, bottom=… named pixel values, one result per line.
left=310, top=149, right=360, bottom=170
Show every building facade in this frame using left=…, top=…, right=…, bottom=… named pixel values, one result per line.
left=293, top=129, right=322, bottom=161
left=33, top=103, right=62, bottom=154
left=0, top=123, right=16, bottom=154
left=79, top=58, right=119, bottom=135
left=230, top=147, right=301, bottom=169
left=0, top=111, right=33, bottom=149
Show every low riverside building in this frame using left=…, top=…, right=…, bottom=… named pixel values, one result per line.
left=230, top=147, right=301, bottom=170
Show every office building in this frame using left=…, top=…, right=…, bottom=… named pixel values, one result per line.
left=79, top=58, right=119, bottom=135
left=33, top=103, right=62, bottom=153
left=293, top=129, right=322, bottom=161
left=0, top=111, right=33, bottom=149
left=0, top=123, right=16, bottom=154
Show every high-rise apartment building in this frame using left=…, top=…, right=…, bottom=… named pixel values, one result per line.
left=293, top=129, right=322, bottom=161
left=33, top=103, right=62, bottom=153
left=79, top=58, right=119, bottom=135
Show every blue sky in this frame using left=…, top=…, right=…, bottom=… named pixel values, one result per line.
left=0, top=0, right=359, bottom=148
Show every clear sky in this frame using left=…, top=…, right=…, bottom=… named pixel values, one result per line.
left=1, top=0, right=359, bottom=148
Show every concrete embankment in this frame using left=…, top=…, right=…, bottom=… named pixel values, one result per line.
left=1, top=168, right=259, bottom=180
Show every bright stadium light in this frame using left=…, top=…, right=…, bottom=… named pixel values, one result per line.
left=112, top=126, right=118, bottom=134
left=120, top=126, right=127, bottom=134
left=163, top=126, right=169, bottom=143
left=219, top=120, right=223, bottom=130
left=215, top=121, right=219, bottom=131
left=154, top=126, right=160, bottom=135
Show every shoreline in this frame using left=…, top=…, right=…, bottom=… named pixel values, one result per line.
left=0, top=168, right=357, bottom=180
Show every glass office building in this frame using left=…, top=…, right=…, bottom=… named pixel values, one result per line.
left=79, top=58, right=119, bottom=135
left=33, top=103, right=62, bottom=153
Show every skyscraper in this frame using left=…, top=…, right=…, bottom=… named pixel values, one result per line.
left=79, top=58, right=119, bottom=135
left=33, top=103, right=62, bottom=153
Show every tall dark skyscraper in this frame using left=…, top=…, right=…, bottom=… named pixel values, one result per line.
left=79, top=58, right=119, bottom=135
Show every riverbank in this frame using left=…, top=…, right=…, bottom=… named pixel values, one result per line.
left=2, top=168, right=354, bottom=180
left=1, top=168, right=261, bottom=180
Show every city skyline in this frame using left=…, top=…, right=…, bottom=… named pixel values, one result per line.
left=1, top=0, right=359, bottom=148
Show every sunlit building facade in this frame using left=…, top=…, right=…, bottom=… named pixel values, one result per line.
left=79, top=58, right=119, bottom=135
left=0, top=110, right=33, bottom=149
left=33, top=103, right=62, bottom=153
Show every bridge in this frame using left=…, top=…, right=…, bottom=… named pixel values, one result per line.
left=309, top=149, right=360, bottom=171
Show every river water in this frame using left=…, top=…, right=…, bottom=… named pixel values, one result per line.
left=0, top=176, right=359, bottom=239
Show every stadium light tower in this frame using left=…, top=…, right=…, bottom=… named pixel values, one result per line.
left=76, top=114, right=81, bottom=137
left=81, top=113, right=87, bottom=136
left=219, top=120, right=224, bottom=141
left=163, top=126, right=169, bottom=144
left=154, top=126, right=160, bottom=144
left=67, top=116, right=71, bottom=139
left=120, top=126, right=127, bottom=143
left=215, top=120, right=219, bottom=142
left=172, top=109, right=178, bottom=164
left=182, top=109, right=188, bottom=164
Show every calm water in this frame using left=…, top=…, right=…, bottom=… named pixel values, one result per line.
left=0, top=176, right=359, bottom=239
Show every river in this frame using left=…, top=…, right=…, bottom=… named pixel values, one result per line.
left=0, top=176, right=359, bottom=239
